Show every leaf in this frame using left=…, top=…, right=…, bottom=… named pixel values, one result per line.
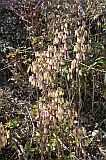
left=96, top=59, right=106, bottom=67
left=25, top=58, right=32, bottom=63
left=24, top=142, right=31, bottom=154
left=102, top=24, right=106, bottom=30
left=50, top=138, right=57, bottom=150
left=32, top=105, right=38, bottom=109
left=6, top=120, right=19, bottom=128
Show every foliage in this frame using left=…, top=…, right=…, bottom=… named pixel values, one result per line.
left=0, top=0, right=106, bottom=160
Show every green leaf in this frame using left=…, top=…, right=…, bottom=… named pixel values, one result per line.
left=6, top=120, right=19, bottom=128
left=102, top=24, right=106, bottom=30
left=32, top=105, right=38, bottom=109
left=24, top=142, right=31, bottom=154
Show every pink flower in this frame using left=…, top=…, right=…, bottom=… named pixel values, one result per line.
left=29, top=74, right=36, bottom=87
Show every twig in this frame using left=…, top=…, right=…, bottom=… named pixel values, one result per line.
left=13, top=137, right=28, bottom=160
left=80, top=62, right=106, bottom=73
left=92, top=71, right=95, bottom=112
left=25, top=105, right=35, bottom=146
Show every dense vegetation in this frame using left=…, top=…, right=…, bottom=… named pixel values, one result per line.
left=0, top=0, right=106, bottom=159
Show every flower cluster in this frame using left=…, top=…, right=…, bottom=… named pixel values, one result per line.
left=33, top=88, right=88, bottom=152
left=70, top=26, right=88, bottom=76
left=29, top=19, right=89, bottom=154
left=35, top=87, right=65, bottom=127
left=29, top=23, right=69, bottom=89
left=0, top=123, right=8, bottom=150
left=74, top=26, right=87, bottom=58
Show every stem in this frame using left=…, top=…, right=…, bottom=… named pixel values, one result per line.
left=92, top=71, right=95, bottom=112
